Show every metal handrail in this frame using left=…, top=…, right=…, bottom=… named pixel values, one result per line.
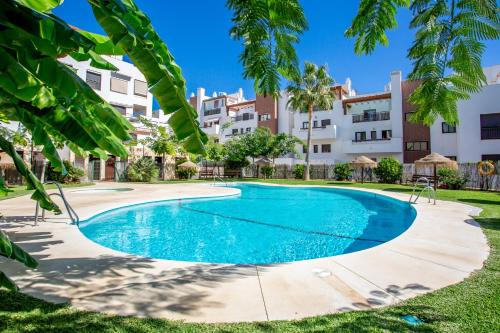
left=213, top=172, right=228, bottom=187
left=35, top=181, right=80, bottom=226
left=409, top=177, right=436, bottom=205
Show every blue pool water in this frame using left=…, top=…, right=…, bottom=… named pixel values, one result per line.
left=80, top=184, right=416, bottom=264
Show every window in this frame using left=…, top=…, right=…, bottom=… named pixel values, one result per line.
left=259, top=113, right=271, bottom=121
left=381, top=130, right=392, bottom=139
left=86, top=71, right=101, bottom=90
left=405, top=112, right=415, bottom=122
left=232, top=128, right=238, bottom=135
left=246, top=127, right=251, bottom=133
left=110, top=73, right=129, bottom=94
left=243, top=113, right=250, bottom=121
left=482, top=154, right=500, bottom=162
left=134, top=80, right=148, bottom=97
left=313, top=145, right=318, bottom=153
left=240, top=128, right=244, bottom=134
left=355, top=131, right=366, bottom=142
left=152, top=110, right=160, bottom=118
left=313, top=120, right=318, bottom=128
left=111, top=104, right=127, bottom=115
left=363, top=109, right=376, bottom=121
left=302, top=145, right=307, bottom=153
left=321, top=144, right=331, bottom=153
left=480, top=113, right=500, bottom=140
left=302, top=121, right=309, bottom=129
left=321, top=119, right=331, bottom=127
left=406, top=141, right=428, bottom=151
left=132, top=105, right=146, bottom=118
left=442, top=122, right=456, bottom=133
left=371, top=131, right=377, bottom=140
left=214, top=99, right=219, bottom=108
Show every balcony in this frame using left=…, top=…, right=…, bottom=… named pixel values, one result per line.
left=481, top=127, right=500, bottom=140
left=345, top=137, right=402, bottom=154
left=202, top=124, right=220, bottom=136
left=203, top=108, right=221, bottom=116
left=292, top=125, right=337, bottom=140
left=231, top=113, right=255, bottom=122
left=352, top=111, right=390, bottom=123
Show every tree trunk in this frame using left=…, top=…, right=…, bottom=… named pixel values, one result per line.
left=162, top=153, right=166, bottom=180
left=304, top=104, right=313, bottom=181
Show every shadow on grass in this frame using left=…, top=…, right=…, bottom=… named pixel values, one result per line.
left=457, top=198, right=500, bottom=206
left=0, top=289, right=445, bottom=333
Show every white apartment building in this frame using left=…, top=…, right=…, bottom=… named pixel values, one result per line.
left=278, top=71, right=404, bottom=164
left=429, top=65, right=500, bottom=162
left=57, top=55, right=166, bottom=180
left=192, top=66, right=499, bottom=165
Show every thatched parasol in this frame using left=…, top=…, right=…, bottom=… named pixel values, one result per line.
left=415, top=152, right=456, bottom=190
left=178, top=160, right=199, bottom=169
left=351, top=156, right=377, bottom=183
left=255, top=157, right=272, bottom=166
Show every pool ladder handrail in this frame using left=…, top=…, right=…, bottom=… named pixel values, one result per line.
left=409, top=177, right=436, bottom=205
left=35, top=181, right=80, bottom=226
left=213, top=172, right=228, bottom=187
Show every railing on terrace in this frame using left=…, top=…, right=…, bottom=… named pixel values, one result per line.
left=231, top=113, right=255, bottom=122
left=481, top=127, right=500, bottom=140
left=352, top=138, right=391, bottom=143
left=204, top=108, right=221, bottom=116
left=352, top=111, right=390, bottom=123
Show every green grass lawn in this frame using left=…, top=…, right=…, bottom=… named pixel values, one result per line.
left=1, top=180, right=499, bottom=332
left=0, top=182, right=95, bottom=202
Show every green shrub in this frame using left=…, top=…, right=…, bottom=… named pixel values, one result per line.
left=176, top=167, right=197, bottom=179
left=260, top=165, right=274, bottom=179
left=374, top=157, right=402, bottom=184
left=47, top=160, right=84, bottom=184
left=334, top=162, right=352, bottom=181
left=292, top=164, right=305, bottom=179
left=438, top=167, right=468, bottom=190
left=127, top=157, right=159, bottom=182
left=224, top=157, right=250, bottom=170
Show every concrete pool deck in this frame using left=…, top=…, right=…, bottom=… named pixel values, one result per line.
left=0, top=182, right=489, bottom=323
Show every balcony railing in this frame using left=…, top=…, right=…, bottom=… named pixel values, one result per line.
left=481, top=127, right=500, bottom=140
left=231, top=113, right=255, bottom=122
left=352, top=111, right=390, bottom=123
left=299, top=125, right=328, bottom=130
left=352, top=138, right=391, bottom=143
left=204, top=108, right=221, bottom=116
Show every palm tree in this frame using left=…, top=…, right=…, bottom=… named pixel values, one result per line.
left=286, top=62, right=335, bottom=180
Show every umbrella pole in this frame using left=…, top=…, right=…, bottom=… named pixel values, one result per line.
left=361, top=167, right=364, bottom=184
left=433, top=163, right=437, bottom=190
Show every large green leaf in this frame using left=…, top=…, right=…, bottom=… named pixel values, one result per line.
left=0, top=271, right=17, bottom=291
left=15, top=0, right=64, bottom=13
left=88, top=0, right=207, bottom=154
left=0, top=136, right=60, bottom=213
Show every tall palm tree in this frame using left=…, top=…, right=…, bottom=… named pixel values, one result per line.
left=287, top=62, right=335, bottom=180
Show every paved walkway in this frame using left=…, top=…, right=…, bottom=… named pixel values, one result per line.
left=0, top=182, right=488, bottom=322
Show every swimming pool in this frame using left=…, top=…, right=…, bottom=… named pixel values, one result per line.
left=79, top=184, right=416, bottom=264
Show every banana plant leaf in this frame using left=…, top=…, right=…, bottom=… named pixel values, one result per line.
left=0, top=136, right=60, bottom=213
left=0, top=271, right=17, bottom=291
left=0, top=177, right=13, bottom=196
left=89, top=0, right=208, bottom=154
left=15, top=0, right=64, bottom=13
left=0, top=230, right=38, bottom=291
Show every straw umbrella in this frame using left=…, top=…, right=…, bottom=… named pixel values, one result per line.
left=351, top=156, right=377, bottom=183
left=415, top=152, right=457, bottom=190
left=178, top=160, right=199, bottom=169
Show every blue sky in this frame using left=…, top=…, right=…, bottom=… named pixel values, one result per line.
left=54, top=1, right=499, bottom=101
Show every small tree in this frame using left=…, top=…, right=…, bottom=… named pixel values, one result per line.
left=205, top=136, right=226, bottom=176
left=241, top=128, right=273, bottom=175
left=224, top=138, right=250, bottom=170
left=334, top=163, right=352, bottom=181
left=267, top=133, right=301, bottom=164
left=374, top=157, right=403, bottom=184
